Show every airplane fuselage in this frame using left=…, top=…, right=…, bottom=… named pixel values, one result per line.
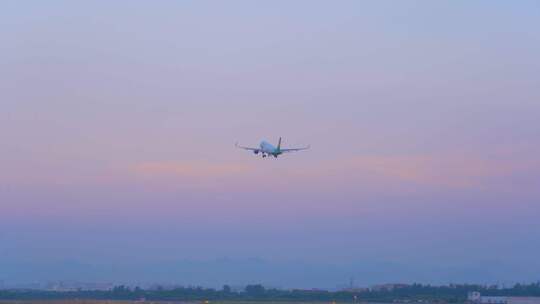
left=236, top=137, right=308, bottom=158
left=259, top=141, right=282, bottom=157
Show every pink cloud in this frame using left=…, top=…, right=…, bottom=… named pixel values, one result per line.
left=342, top=154, right=519, bottom=189
left=128, top=149, right=539, bottom=195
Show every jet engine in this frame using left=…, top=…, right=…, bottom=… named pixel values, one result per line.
left=254, top=150, right=259, bottom=154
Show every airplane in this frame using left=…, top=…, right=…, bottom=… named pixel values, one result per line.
left=236, top=137, right=310, bottom=158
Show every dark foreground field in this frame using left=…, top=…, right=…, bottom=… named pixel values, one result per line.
left=0, top=301, right=348, bottom=304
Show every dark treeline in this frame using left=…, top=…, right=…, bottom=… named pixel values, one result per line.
left=1, top=282, right=540, bottom=302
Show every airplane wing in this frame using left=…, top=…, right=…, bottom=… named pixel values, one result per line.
left=280, top=145, right=310, bottom=153
left=235, top=142, right=259, bottom=151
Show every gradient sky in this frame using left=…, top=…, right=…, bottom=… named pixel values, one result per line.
left=1, top=0, right=540, bottom=288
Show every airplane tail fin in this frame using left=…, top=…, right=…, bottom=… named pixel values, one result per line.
left=277, top=137, right=282, bottom=151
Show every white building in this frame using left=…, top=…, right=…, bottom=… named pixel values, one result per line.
left=468, top=292, right=540, bottom=304
left=469, top=292, right=482, bottom=302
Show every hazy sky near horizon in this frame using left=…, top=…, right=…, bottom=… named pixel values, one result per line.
left=1, top=1, right=540, bottom=287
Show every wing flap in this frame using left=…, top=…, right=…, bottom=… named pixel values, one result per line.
left=235, top=142, right=259, bottom=151
left=279, top=145, right=310, bottom=153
